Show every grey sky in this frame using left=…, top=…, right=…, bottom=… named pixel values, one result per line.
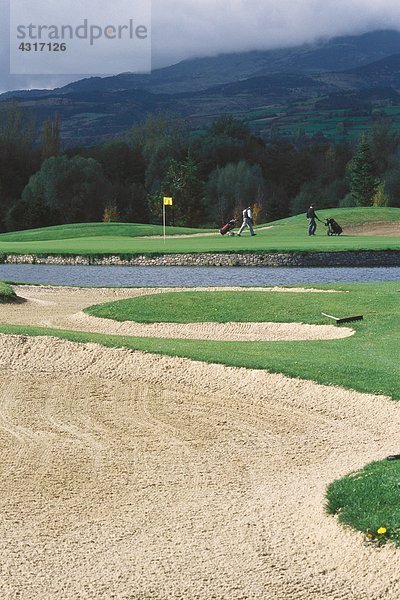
left=1, top=0, right=400, bottom=92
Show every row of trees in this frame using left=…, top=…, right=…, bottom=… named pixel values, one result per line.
left=1, top=104, right=399, bottom=233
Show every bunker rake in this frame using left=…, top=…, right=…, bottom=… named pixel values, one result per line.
left=321, top=312, right=363, bottom=324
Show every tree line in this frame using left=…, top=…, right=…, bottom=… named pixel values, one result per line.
left=1, top=103, right=399, bottom=233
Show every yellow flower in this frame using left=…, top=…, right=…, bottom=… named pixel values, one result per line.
left=377, top=527, right=387, bottom=535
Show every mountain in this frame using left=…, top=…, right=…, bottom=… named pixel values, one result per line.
left=48, top=29, right=400, bottom=95
left=345, top=53, right=400, bottom=86
left=2, top=29, right=400, bottom=145
left=8, top=29, right=400, bottom=98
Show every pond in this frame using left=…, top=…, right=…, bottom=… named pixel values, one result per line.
left=0, top=264, right=399, bottom=287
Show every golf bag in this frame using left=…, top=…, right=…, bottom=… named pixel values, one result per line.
left=219, top=219, right=236, bottom=235
left=325, top=218, right=343, bottom=236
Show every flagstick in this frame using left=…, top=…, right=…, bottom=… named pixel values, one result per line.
left=163, top=202, right=166, bottom=243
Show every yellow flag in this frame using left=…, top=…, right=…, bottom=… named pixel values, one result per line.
left=163, top=197, right=173, bottom=206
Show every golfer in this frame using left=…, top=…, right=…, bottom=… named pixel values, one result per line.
left=237, top=205, right=256, bottom=236
left=306, top=203, right=322, bottom=236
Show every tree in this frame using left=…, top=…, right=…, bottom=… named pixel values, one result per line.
left=208, top=115, right=250, bottom=140
left=159, top=156, right=205, bottom=227
left=0, top=103, right=39, bottom=218
left=372, top=182, right=389, bottom=207
left=382, top=170, right=400, bottom=207
left=103, top=204, right=120, bottom=222
left=265, top=186, right=289, bottom=222
left=71, top=141, right=148, bottom=222
left=42, top=114, right=61, bottom=160
left=120, top=183, right=148, bottom=223
left=349, top=137, right=378, bottom=206
left=21, top=155, right=112, bottom=225
left=128, top=113, right=190, bottom=194
left=5, top=197, right=52, bottom=231
left=290, top=180, right=323, bottom=216
left=205, top=160, right=266, bottom=226
left=368, top=119, right=400, bottom=175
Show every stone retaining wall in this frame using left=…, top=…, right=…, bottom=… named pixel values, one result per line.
left=1, top=251, right=400, bottom=267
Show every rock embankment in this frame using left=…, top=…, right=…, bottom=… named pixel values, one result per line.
left=1, top=250, right=400, bottom=267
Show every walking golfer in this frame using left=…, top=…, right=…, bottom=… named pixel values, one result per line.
left=306, top=203, right=322, bottom=236
left=237, top=205, right=256, bottom=236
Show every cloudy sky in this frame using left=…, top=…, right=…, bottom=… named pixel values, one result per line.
left=1, top=0, right=400, bottom=92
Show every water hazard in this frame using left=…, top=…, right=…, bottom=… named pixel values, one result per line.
left=0, top=264, right=399, bottom=286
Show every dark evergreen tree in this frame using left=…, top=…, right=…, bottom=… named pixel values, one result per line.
left=0, top=103, right=39, bottom=230
left=265, top=186, right=289, bottom=222
left=368, top=120, right=400, bottom=175
left=349, top=137, right=378, bottom=206
left=42, top=114, right=61, bottom=161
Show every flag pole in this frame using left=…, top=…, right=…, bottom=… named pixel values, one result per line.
left=163, top=201, right=166, bottom=243
left=163, top=197, right=173, bottom=243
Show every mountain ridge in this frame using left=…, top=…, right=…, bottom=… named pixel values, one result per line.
left=2, top=29, right=400, bottom=145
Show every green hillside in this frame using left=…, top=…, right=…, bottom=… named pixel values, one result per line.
left=0, top=222, right=213, bottom=243
left=3, top=30, right=400, bottom=144
left=0, top=208, right=399, bottom=256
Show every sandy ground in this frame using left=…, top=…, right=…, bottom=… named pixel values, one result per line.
left=344, top=221, right=400, bottom=236
left=1, top=285, right=352, bottom=342
left=142, top=220, right=400, bottom=238
left=139, top=225, right=275, bottom=238
left=0, top=285, right=399, bottom=599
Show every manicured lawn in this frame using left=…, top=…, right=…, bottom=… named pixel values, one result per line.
left=80, top=281, right=399, bottom=400
left=0, top=222, right=213, bottom=242
left=0, top=283, right=398, bottom=398
left=0, top=281, right=16, bottom=302
left=2, top=279, right=400, bottom=546
left=326, top=460, right=400, bottom=547
left=0, top=208, right=399, bottom=256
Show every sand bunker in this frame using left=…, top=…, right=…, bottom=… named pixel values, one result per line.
left=70, top=312, right=354, bottom=341
left=345, top=221, right=400, bottom=236
left=139, top=225, right=275, bottom=238
left=1, top=285, right=352, bottom=342
left=0, top=333, right=399, bottom=599
left=1, top=284, right=398, bottom=599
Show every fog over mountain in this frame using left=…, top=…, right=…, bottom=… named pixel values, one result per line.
left=1, top=0, right=400, bottom=92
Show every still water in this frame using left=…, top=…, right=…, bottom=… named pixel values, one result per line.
left=0, top=264, right=399, bottom=286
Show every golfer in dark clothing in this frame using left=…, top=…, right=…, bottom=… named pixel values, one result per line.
left=237, top=206, right=256, bottom=236
left=306, top=203, right=321, bottom=236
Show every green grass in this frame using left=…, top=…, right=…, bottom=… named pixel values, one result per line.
left=2, top=279, right=400, bottom=546
left=0, top=281, right=16, bottom=302
left=0, top=222, right=213, bottom=243
left=326, top=460, right=400, bottom=547
left=82, top=282, right=400, bottom=400
left=255, top=104, right=400, bottom=142
left=0, top=208, right=399, bottom=256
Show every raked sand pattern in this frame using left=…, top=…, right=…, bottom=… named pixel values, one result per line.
left=0, top=285, right=399, bottom=599
left=1, top=285, right=352, bottom=342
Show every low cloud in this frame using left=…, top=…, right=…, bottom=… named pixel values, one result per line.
left=151, top=0, right=400, bottom=65
left=1, top=0, right=400, bottom=91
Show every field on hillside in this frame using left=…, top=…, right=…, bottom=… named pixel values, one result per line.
left=0, top=208, right=399, bottom=256
left=244, top=102, right=400, bottom=141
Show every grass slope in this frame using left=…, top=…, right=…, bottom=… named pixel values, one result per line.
left=0, top=208, right=399, bottom=256
left=326, top=460, right=400, bottom=547
left=81, top=281, right=399, bottom=400
left=0, top=222, right=213, bottom=242
left=0, top=281, right=16, bottom=302
left=1, top=282, right=399, bottom=396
